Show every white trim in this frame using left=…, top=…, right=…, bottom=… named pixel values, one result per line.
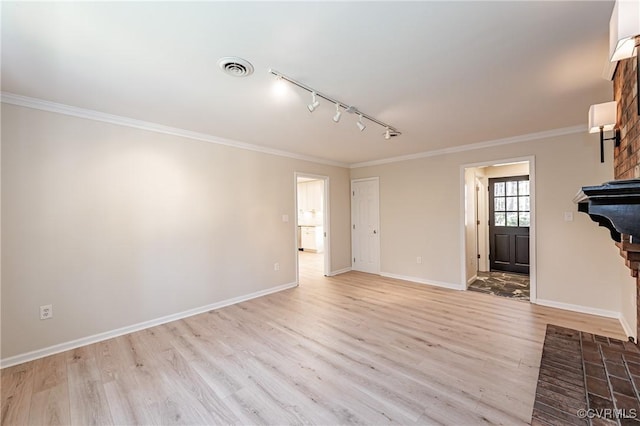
left=0, top=281, right=297, bottom=369
left=535, top=298, right=619, bottom=319
left=3, top=92, right=587, bottom=170
left=381, top=272, right=465, bottom=291
left=619, top=312, right=635, bottom=341
left=1, top=92, right=348, bottom=168
left=350, top=126, right=583, bottom=169
left=467, top=275, right=478, bottom=286
left=328, top=267, right=352, bottom=276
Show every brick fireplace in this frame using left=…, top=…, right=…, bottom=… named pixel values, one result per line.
left=612, top=53, right=640, bottom=341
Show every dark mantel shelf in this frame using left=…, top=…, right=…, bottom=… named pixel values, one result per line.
left=573, top=179, right=640, bottom=243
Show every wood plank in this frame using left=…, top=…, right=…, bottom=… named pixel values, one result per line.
left=0, top=252, right=627, bottom=425
left=1, top=365, right=34, bottom=426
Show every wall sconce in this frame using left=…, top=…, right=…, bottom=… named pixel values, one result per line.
left=588, top=101, right=620, bottom=163
left=609, top=0, right=639, bottom=61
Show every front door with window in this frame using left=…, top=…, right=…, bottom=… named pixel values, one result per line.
left=489, top=176, right=530, bottom=274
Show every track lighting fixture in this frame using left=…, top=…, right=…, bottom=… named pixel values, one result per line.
left=333, top=103, right=341, bottom=123
left=268, top=69, right=401, bottom=139
left=308, top=92, right=320, bottom=112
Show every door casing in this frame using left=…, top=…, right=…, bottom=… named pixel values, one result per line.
left=294, top=172, right=330, bottom=281
left=460, top=156, right=536, bottom=303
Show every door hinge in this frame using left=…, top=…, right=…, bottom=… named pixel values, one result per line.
left=352, top=191, right=355, bottom=196
left=476, top=220, right=480, bottom=225
left=353, top=224, right=356, bottom=229
left=476, top=185, right=480, bottom=192
left=353, top=257, right=356, bottom=262
left=477, top=254, right=481, bottom=259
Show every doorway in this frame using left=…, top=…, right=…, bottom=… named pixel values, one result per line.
left=462, top=158, right=535, bottom=302
left=295, top=173, right=329, bottom=282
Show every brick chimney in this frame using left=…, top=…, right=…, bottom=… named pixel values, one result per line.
left=612, top=53, right=640, bottom=339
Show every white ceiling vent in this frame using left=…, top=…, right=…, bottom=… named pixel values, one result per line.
left=218, top=57, right=254, bottom=77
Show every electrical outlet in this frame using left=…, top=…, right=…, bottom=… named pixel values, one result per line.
left=416, top=256, right=422, bottom=264
left=282, top=214, right=289, bottom=223
left=274, top=262, right=280, bottom=271
left=40, top=304, right=53, bottom=320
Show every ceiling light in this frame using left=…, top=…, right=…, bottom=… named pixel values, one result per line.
left=268, top=69, right=400, bottom=138
left=333, top=103, right=341, bottom=123
left=308, top=92, right=320, bottom=112
left=588, top=101, right=620, bottom=162
left=384, top=128, right=390, bottom=140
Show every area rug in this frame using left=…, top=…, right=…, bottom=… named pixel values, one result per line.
left=532, top=324, right=640, bottom=425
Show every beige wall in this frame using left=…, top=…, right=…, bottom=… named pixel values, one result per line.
left=351, top=131, right=635, bottom=337
left=2, top=102, right=636, bottom=362
left=1, top=104, right=351, bottom=360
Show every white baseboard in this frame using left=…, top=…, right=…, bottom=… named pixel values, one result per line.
left=0, top=281, right=298, bottom=369
left=467, top=275, right=478, bottom=286
left=535, top=298, right=619, bottom=319
left=380, top=272, right=464, bottom=291
left=619, top=312, right=636, bottom=342
left=328, top=267, right=351, bottom=276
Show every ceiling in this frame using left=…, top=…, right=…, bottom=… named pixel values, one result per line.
left=1, top=1, right=615, bottom=166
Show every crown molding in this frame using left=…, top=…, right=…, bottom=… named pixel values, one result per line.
left=349, top=124, right=586, bottom=169
left=2, top=92, right=587, bottom=170
left=0, top=92, right=349, bottom=168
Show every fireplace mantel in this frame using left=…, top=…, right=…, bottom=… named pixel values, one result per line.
left=574, top=179, right=640, bottom=243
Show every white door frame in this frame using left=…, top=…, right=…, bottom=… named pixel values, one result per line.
left=294, top=172, right=330, bottom=280
left=459, top=156, right=537, bottom=303
left=351, top=177, right=381, bottom=274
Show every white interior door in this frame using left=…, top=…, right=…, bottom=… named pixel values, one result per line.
left=351, top=178, right=380, bottom=274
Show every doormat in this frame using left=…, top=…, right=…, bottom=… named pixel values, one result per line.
left=532, top=324, right=640, bottom=425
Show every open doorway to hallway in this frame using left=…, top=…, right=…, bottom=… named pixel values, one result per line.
left=296, top=174, right=329, bottom=282
left=463, top=159, right=535, bottom=302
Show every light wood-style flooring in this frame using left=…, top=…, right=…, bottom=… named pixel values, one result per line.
left=2, top=252, right=625, bottom=425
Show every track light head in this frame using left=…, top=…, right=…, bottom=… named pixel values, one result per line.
left=357, top=115, right=366, bottom=131
left=308, top=92, right=320, bottom=112
left=383, top=128, right=401, bottom=139
left=333, top=103, right=341, bottom=123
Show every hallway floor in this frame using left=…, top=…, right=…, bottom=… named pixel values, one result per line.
left=468, top=271, right=530, bottom=301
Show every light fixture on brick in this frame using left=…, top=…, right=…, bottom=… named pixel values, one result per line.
left=609, top=0, right=640, bottom=62
left=588, top=101, right=620, bottom=163
left=268, top=68, right=401, bottom=139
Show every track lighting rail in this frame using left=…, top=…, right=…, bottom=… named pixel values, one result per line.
left=268, top=69, right=400, bottom=136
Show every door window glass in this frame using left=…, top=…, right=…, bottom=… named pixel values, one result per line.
left=492, top=177, right=530, bottom=227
